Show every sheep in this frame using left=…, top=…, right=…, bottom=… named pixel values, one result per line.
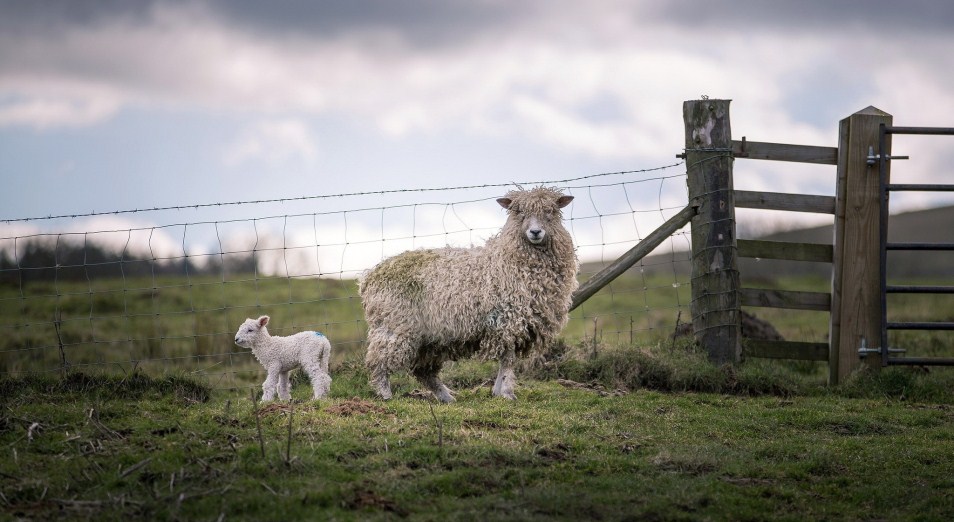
left=359, top=186, right=578, bottom=403
left=233, top=315, right=332, bottom=401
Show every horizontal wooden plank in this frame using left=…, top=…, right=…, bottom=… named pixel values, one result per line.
left=742, top=339, right=830, bottom=361
left=734, top=191, right=836, bottom=214
left=740, top=288, right=831, bottom=311
left=732, top=140, right=838, bottom=165
left=738, top=239, right=833, bottom=263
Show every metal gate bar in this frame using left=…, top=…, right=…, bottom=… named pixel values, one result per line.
left=887, top=286, right=954, bottom=293
left=879, top=124, right=954, bottom=366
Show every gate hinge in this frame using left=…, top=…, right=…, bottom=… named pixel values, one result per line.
left=858, top=338, right=906, bottom=358
left=867, top=146, right=910, bottom=166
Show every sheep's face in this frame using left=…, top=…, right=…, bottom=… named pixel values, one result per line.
left=497, top=188, right=573, bottom=246
left=234, top=315, right=270, bottom=348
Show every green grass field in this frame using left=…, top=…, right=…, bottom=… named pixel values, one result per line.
left=1, top=354, right=952, bottom=520
left=2, top=267, right=953, bottom=519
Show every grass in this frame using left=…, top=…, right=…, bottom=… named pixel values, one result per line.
left=2, top=343, right=953, bottom=521
left=2, top=267, right=953, bottom=518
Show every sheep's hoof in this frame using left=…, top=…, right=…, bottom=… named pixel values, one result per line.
left=493, top=390, right=517, bottom=401
left=436, top=393, right=456, bottom=404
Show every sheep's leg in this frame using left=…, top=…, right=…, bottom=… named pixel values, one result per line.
left=261, top=372, right=279, bottom=401
left=493, top=348, right=517, bottom=400
left=367, top=365, right=392, bottom=400
left=277, top=371, right=292, bottom=401
left=412, top=360, right=454, bottom=404
left=365, top=328, right=417, bottom=401
left=423, top=375, right=455, bottom=404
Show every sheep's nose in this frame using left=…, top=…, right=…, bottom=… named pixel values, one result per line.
left=529, top=228, right=542, bottom=238
left=234, top=337, right=240, bottom=343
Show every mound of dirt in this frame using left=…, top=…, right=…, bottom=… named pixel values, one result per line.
left=325, top=397, right=389, bottom=416
left=672, top=310, right=784, bottom=341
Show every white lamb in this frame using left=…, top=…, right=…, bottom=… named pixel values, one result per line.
left=234, top=315, right=332, bottom=401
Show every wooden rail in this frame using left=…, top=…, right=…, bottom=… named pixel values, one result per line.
left=737, top=239, right=833, bottom=263
left=734, top=191, right=836, bottom=214
left=742, top=340, right=830, bottom=361
left=739, top=288, right=831, bottom=311
left=731, top=140, right=837, bottom=165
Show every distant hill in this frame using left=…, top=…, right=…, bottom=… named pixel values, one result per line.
left=581, top=205, right=954, bottom=281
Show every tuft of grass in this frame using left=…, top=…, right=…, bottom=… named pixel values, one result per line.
left=523, top=338, right=808, bottom=397
left=835, top=365, right=954, bottom=403
left=1, top=371, right=210, bottom=404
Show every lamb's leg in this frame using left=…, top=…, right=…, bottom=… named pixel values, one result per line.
left=302, top=357, right=331, bottom=399
left=493, top=348, right=517, bottom=400
left=261, top=372, right=279, bottom=401
left=277, top=371, right=291, bottom=401
left=309, top=372, right=331, bottom=399
left=412, top=360, right=455, bottom=404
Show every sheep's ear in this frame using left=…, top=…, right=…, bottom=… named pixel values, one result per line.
left=556, top=195, right=574, bottom=208
left=496, top=197, right=513, bottom=210
left=258, top=316, right=270, bottom=327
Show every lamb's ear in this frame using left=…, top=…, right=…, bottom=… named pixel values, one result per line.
left=258, top=316, right=270, bottom=328
left=496, top=197, right=513, bottom=210
left=556, top=195, right=574, bottom=208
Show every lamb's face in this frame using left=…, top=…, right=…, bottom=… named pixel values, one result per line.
left=234, top=316, right=269, bottom=348
left=497, top=188, right=574, bottom=246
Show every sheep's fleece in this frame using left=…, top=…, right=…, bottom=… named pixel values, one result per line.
left=234, top=315, right=332, bottom=401
left=359, top=186, right=578, bottom=403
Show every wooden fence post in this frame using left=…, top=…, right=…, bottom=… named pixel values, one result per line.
left=830, top=106, right=892, bottom=384
left=684, top=99, right=741, bottom=364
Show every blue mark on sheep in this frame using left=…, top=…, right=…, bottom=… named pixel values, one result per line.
left=311, top=331, right=324, bottom=337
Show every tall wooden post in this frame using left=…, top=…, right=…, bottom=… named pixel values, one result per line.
left=830, top=106, right=892, bottom=383
left=684, top=99, right=741, bottom=365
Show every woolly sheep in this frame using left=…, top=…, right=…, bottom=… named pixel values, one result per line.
left=359, top=186, right=578, bottom=403
left=234, top=315, right=332, bottom=401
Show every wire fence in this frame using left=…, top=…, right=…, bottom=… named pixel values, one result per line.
left=0, top=164, right=692, bottom=391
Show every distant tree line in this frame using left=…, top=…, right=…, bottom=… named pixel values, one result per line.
left=0, top=239, right=257, bottom=286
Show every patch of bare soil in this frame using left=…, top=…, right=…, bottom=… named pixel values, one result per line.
left=325, top=397, right=389, bottom=416
left=345, top=485, right=408, bottom=517
left=556, top=378, right=628, bottom=397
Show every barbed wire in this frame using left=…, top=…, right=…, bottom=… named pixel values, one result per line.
left=2, top=162, right=685, bottom=224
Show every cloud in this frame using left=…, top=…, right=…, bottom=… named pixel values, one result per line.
left=1, top=0, right=953, bottom=167
left=223, top=118, right=319, bottom=168
left=0, top=89, right=121, bottom=129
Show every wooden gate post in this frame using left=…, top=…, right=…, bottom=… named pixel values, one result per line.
left=684, top=99, right=741, bottom=364
left=830, top=106, right=892, bottom=384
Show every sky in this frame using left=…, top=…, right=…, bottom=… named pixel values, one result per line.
left=2, top=0, right=953, bottom=275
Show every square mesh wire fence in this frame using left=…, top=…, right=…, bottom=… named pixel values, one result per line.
left=1, top=165, right=692, bottom=392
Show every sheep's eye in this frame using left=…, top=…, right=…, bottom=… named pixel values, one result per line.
left=247, top=328, right=254, bottom=332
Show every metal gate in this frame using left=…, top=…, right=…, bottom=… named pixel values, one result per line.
left=878, top=124, right=954, bottom=366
